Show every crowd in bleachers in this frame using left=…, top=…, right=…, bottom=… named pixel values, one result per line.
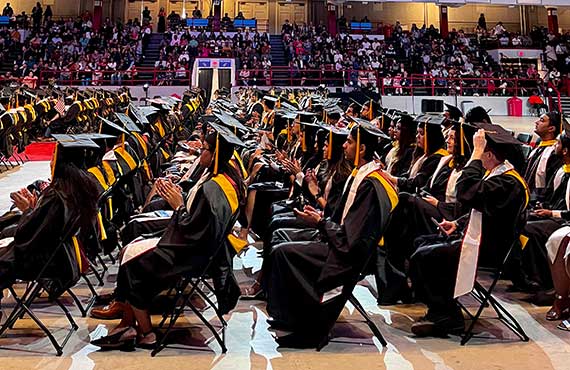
left=158, top=23, right=271, bottom=85
left=276, top=18, right=552, bottom=95
left=0, top=3, right=147, bottom=86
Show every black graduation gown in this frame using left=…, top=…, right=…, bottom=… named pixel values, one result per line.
left=521, top=170, right=570, bottom=289
left=410, top=160, right=527, bottom=317
left=523, top=144, right=562, bottom=201
left=397, top=152, right=445, bottom=193
left=0, top=188, right=82, bottom=298
left=388, top=147, right=414, bottom=178
left=116, top=174, right=241, bottom=314
left=263, top=173, right=394, bottom=339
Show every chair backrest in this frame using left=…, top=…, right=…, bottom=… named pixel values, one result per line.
left=516, top=132, right=533, bottom=145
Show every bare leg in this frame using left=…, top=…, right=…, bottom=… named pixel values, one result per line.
left=547, top=242, right=570, bottom=319
left=132, top=305, right=156, bottom=344
left=108, top=303, right=136, bottom=335
left=239, top=189, right=257, bottom=240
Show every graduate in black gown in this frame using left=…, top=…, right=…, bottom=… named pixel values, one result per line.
left=409, top=124, right=529, bottom=337
left=0, top=135, right=99, bottom=300
left=523, top=112, right=563, bottom=202
left=520, top=124, right=570, bottom=297
left=263, top=122, right=398, bottom=348
left=92, top=122, right=246, bottom=350
left=388, top=114, right=448, bottom=193
left=384, top=113, right=416, bottom=177
left=377, top=120, right=475, bottom=304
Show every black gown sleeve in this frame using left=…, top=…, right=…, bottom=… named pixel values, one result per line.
left=157, top=187, right=216, bottom=253
left=319, top=179, right=392, bottom=255
left=13, top=189, right=66, bottom=259
left=456, top=159, right=523, bottom=217
left=397, top=154, right=441, bottom=193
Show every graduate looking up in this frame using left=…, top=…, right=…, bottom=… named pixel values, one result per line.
left=262, top=123, right=398, bottom=348
left=410, top=124, right=529, bottom=338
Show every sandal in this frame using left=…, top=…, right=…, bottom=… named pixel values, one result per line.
left=136, top=330, right=157, bottom=350
left=557, top=319, right=570, bottom=331
left=240, top=280, right=263, bottom=300
left=546, top=295, right=570, bottom=321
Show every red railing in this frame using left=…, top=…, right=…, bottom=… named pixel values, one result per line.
left=38, top=67, right=192, bottom=87
left=238, top=68, right=543, bottom=97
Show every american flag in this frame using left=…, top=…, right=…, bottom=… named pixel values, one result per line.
left=54, top=97, right=65, bottom=116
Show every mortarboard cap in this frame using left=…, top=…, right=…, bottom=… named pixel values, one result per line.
left=98, top=116, right=130, bottom=136
left=297, top=111, right=316, bottom=124
left=444, top=103, right=464, bottom=121
left=324, top=126, right=349, bottom=160
left=51, top=134, right=101, bottom=175
left=206, top=121, right=246, bottom=175
left=213, top=111, right=249, bottom=133
left=115, top=112, right=141, bottom=132
left=129, top=103, right=150, bottom=125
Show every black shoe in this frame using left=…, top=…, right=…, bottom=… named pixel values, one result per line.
left=411, top=315, right=464, bottom=338
left=91, top=326, right=136, bottom=351
left=266, top=318, right=293, bottom=331
left=378, top=287, right=413, bottom=306
left=276, top=331, right=324, bottom=349
left=94, top=291, right=116, bottom=306
left=526, top=289, right=555, bottom=307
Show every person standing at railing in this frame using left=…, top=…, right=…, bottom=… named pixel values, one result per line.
left=157, top=7, right=166, bottom=33
left=2, top=3, right=13, bottom=17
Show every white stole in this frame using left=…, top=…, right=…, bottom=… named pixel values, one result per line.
left=454, top=161, right=515, bottom=298
left=535, top=145, right=555, bottom=189
left=385, top=146, right=398, bottom=174
left=409, top=154, right=427, bottom=179
left=341, top=161, right=381, bottom=224
left=185, top=172, right=210, bottom=210
left=445, top=169, right=462, bottom=203
left=429, top=155, right=453, bottom=189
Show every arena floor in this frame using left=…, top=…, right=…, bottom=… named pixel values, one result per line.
left=0, top=115, right=565, bottom=370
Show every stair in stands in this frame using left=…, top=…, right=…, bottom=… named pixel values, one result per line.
left=553, top=95, right=570, bottom=114
left=138, top=33, right=166, bottom=83
left=268, top=34, right=289, bottom=85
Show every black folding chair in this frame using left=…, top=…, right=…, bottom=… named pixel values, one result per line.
left=316, top=251, right=388, bottom=351
left=151, top=213, right=240, bottom=357
left=457, top=241, right=529, bottom=345
left=0, top=217, right=83, bottom=356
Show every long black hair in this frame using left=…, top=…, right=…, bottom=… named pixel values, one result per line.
left=205, top=133, right=247, bottom=208
left=51, top=162, right=99, bottom=230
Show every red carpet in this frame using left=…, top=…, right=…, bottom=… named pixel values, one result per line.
left=10, top=142, right=56, bottom=162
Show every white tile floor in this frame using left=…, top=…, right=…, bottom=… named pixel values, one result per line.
left=0, top=161, right=50, bottom=213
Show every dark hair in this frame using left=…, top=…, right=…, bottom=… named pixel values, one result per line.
left=465, top=106, right=491, bottom=124
left=51, top=162, right=99, bottom=230
left=396, top=119, right=416, bottom=158
left=350, top=126, right=377, bottom=162
left=561, top=133, right=570, bottom=151
left=546, top=111, right=561, bottom=130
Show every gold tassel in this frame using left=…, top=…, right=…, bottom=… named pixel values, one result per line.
left=367, top=100, right=373, bottom=120
left=354, top=126, right=360, bottom=167
left=302, top=130, right=307, bottom=152
left=97, top=211, right=107, bottom=240
left=51, top=144, right=58, bottom=179
left=108, top=198, right=113, bottom=219
left=214, top=133, right=220, bottom=174
left=72, top=236, right=82, bottom=272
left=121, top=133, right=125, bottom=150
left=327, top=128, right=333, bottom=160
left=287, top=124, right=291, bottom=143
left=460, top=123, right=465, bottom=156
